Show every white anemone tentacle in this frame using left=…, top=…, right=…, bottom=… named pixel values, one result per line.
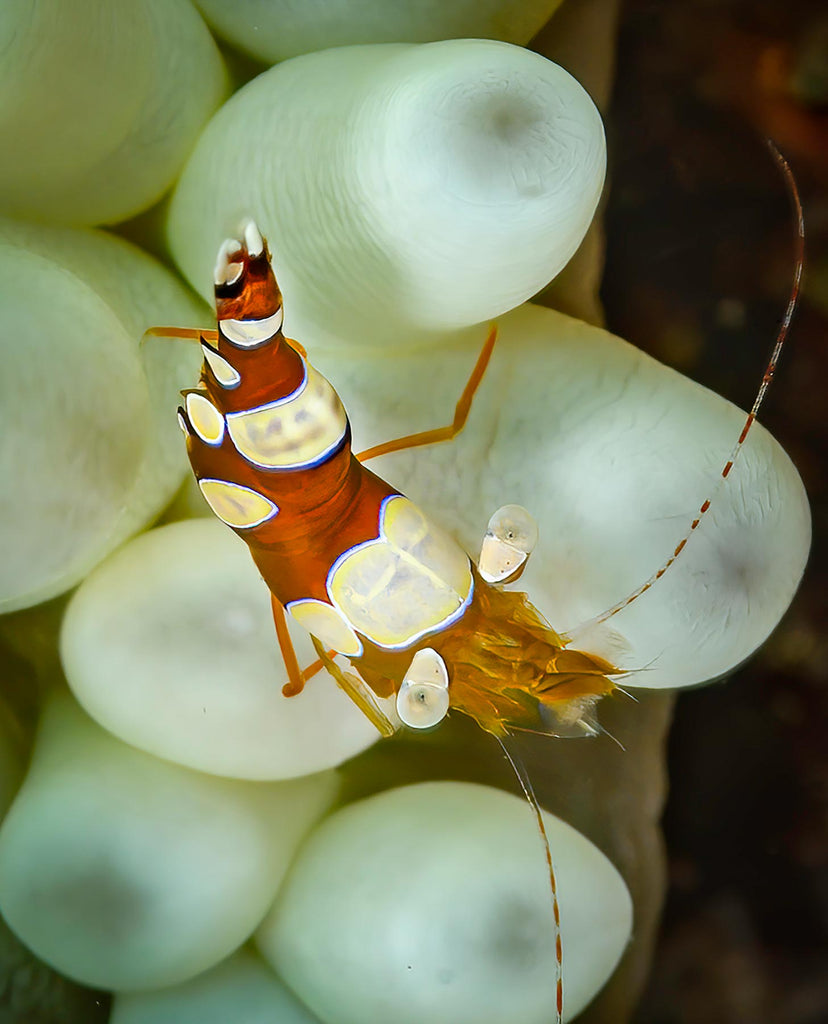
left=169, top=39, right=606, bottom=347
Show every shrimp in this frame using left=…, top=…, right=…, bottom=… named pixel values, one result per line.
left=165, top=144, right=802, bottom=1022
left=171, top=221, right=622, bottom=1022
left=176, top=223, right=621, bottom=746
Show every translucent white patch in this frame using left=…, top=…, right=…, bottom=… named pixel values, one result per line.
left=396, top=648, right=450, bottom=729
left=201, top=343, right=241, bottom=389
left=226, top=364, right=347, bottom=470
left=287, top=598, right=363, bottom=657
left=198, top=479, right=278, bottom=529
left=176, top=411, right=188, bottom=435
left=478, top=504, right=538, bottom=583
left=328, top=496, right=472, bottom=650
left=478, top=535, right=527, bottom=583
left=185, top=392, right=225, bottom=447
left=241, top=218, right=264, bottom=257
left=565, top=621, right=632, bottom=667
left=220, top=308, right=284, bottom=348
left=214, top=238, right=243, bottom=287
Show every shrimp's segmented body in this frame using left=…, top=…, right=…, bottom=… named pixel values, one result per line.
left=178, top=225, right=619, bottom=741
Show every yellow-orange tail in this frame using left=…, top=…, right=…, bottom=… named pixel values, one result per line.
left=437, top=580, right=619, bottom=737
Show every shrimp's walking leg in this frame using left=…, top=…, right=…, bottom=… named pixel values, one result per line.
left=271, top=597, right=394, bottom=738
left=356, top=324, right=497, bottom=462
left=271, top=594, right=335, bottom=696
left=271, top=594, right=306, bottom=696
left=310, top=637, right=397, bottom=738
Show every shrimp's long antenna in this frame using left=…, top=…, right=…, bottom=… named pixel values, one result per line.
left=572, top=140, right=804, bottom=632
left=496, top=733, right=563, bottom=1024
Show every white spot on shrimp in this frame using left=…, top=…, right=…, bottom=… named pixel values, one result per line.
left=185, top=392, right=225, bottom=447
left=198, top=479, right=278, bottom=530
left=220, top=307, right=284, bottom=348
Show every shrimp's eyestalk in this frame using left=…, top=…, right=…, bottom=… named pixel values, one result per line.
left=478, top=504, right=539, bottom=584
left=396, top=649, right=450, bottom=729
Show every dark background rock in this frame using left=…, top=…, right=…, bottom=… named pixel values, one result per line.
left=0, top=916, right=109, bottom=1024
left=600, top=1, right=828, bottom=1021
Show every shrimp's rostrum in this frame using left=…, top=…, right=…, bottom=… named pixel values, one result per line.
left=178, top=222, right=620, bottom=740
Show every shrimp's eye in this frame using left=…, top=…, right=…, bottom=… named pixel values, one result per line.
left=478, top=504, right=539, bottom=584
left=487, top=504, right=538, bottom=552
left=396, top=648, right=450, bottom=729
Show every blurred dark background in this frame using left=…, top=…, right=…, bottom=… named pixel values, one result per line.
left=600, top=1, right=828, bottom=1021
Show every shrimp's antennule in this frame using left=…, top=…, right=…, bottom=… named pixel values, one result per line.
left=570, top=139, right=804, bottom=633
left=497, top=734, right=563, bottom=1024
